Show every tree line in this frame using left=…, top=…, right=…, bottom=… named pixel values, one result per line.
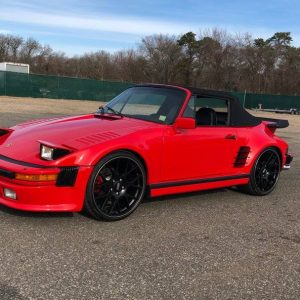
left=0, top=30, right=299, bottom=95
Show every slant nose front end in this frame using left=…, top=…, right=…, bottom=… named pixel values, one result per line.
left=0, top=155, right=92, bottom=212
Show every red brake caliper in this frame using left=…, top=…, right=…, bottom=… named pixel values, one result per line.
left=94, top=176, right=104, bottom=193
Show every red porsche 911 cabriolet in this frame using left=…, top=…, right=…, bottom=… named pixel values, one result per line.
left=0, top=85, right=293, bottom=220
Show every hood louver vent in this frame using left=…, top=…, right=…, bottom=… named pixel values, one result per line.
left=75, top=132, right=121, bottom=145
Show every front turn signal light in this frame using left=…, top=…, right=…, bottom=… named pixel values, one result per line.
left=15, top=173, right=58, bottom=182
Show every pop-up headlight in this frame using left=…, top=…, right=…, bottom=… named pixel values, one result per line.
left=40, top=144, right=71, bottom=161
left=40, top=145, right=54, bottom=160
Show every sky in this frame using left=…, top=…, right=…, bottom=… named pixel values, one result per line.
left=0, top=0, right=299, bottom=56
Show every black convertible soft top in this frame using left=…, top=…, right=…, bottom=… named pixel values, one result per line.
left=187, top=87, right=261, bottom=127
left=135, top=84, right=289, bottom=128
left=188, top=87, right=289, bottom=128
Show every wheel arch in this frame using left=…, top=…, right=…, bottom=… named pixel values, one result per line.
left=94, top=148, right=149, bottom=182
left=116, top=148, right=148, bottom=176
left=270, top=146, right=283, bottom=167
left=251, top=145, right=283, bottom=169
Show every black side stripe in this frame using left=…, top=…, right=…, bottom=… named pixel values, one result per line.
left=0, top=154, right=52, bottom=169
left=150, top=174, right=250, bottom=189
left=0, top=168, right=15, bottom=179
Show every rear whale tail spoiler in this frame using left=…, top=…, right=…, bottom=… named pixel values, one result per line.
left=258, top=117, right=289, bottom=129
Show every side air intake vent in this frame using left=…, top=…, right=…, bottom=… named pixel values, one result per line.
left=234, top=146, right=250, bottom=167
left=56, top=167, right=79, bottom=187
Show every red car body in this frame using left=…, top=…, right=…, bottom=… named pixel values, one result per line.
left=0, top=84, right=292, bottom=214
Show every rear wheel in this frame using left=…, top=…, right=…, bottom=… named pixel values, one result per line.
left=84, top=151, right=146, bottom=221
left=238, top=148, right=281, bottom=196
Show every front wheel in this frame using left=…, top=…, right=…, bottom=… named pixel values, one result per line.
left=238, top=148, right=281, bottom=196
left=84, top=151, right=146, bottom=221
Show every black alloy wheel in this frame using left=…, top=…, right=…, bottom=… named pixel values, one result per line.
left=84, top=151, right=146, bottom=221
left=238, top=148, right=281, bottom=196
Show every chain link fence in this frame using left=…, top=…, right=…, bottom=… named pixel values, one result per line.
left=0, top=71, right=300, bottom=109
left=232, top=91, right=300, bottom=110
left=0, top=71, right=133, bottom=101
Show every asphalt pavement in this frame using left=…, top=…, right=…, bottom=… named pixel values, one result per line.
left=0, top=108, right=299, bottom=300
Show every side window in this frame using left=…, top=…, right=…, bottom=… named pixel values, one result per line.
left=183, top=96, right=196, bottom=118
left=183, top=96, right=229, bottom=126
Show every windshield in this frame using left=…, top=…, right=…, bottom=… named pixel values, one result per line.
left=98, top=86, right=187, bottom=124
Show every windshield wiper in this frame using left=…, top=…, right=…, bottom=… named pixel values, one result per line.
left=97, top=106, right=124, bottom=117
left=106, top=106, right=124, bottom=117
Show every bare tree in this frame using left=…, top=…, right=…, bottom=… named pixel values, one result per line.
left=0, top=31, right=299, bottom=95
left=140, top=34, right=182, bottom=83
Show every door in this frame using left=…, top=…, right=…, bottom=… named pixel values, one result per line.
left=162, top=95, right=242, bottom=182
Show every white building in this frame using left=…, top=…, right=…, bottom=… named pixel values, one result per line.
left=0, top=62, right=30, bottom=74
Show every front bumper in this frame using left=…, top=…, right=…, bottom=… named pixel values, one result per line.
left=283, top=154, right=293, bottom=170
left=0, top=156, right=92, bottom=212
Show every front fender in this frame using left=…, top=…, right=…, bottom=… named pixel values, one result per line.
left=55, top=129, right=165, bottom=184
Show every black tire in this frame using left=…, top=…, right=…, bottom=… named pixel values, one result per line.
left=84, top=151, right=146, bottom=221
left=238, top=148, right=281, bottom=196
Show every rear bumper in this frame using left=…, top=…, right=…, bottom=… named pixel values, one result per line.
left=283, top=154, right=293, bottom=170
left=0, top=157, right=92, bottom=212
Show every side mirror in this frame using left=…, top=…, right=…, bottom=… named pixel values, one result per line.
left=175, top=117, right=196, bottom=129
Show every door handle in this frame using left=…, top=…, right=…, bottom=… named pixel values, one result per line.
left=225, top=134, right=237, bottom=140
